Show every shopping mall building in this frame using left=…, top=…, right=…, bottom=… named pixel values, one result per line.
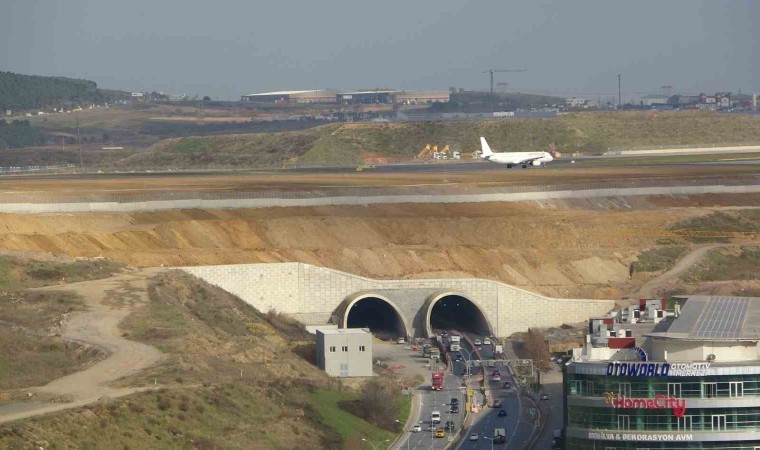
left=564, top=296, right=760, bottom=450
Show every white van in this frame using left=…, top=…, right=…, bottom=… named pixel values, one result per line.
left=431, top=411, right=441, bottom=424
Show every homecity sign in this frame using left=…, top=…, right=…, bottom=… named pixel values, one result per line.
left=604, top=392, right=687, bottom=418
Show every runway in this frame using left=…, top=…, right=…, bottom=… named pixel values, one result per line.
left=0, top=153, right=758, bottom=198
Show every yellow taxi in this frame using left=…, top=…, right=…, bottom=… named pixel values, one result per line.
left=435, top=429, right=446, bottom=438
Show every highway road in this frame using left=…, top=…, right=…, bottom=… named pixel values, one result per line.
left=404, top=336, right=468, bottom=449
left=455, top=336, right=545, bottom=450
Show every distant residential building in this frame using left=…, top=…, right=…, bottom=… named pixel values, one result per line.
left=131, top=92, right=144, bottom=98
left=316, top=328, right=373, bottom=377
left=4, top=110, right=10, bottom=116
left=241, top=90, right=337, bottom=104
left=584, top=99, right=600, bottom=108
left=565, top=97, right=585, bottom=108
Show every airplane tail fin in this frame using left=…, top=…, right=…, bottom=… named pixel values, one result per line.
left=479, top=137, right=494, bottom=157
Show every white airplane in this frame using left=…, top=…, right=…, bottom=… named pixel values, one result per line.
left=479, top=137, right=553, bottom=168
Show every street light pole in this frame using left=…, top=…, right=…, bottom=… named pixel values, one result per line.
left=395, top=419, right=410, bottom=450
left=484, top=435, right=495, bottom=450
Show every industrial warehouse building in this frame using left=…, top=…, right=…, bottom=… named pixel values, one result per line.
left=240, top=90, right=337, bottom=104
left=564, top=295, right=760, bottom=450
left=337, top=90, right=397, bottom=104
left=241, top=89, right=449, bottom=105
left=394, top=91, right=450, bottom=104
left=316, top=328, right=373, bottom=377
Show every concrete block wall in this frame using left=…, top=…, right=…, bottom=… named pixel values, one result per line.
left=180, top=262, right=613, bottom=337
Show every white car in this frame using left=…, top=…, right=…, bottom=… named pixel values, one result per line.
left=397, top=337, right=406, bottom=344
left=484, top=338, right=491, bottom=345
left=474, top=339, right=482, bottom=345
left=468, top=433, right=479, bottom=441
left=412, top=425, right=422, bottom=432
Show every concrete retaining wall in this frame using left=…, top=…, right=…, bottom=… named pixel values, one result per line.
left=180, top=263, right=613, bottom=338
left=0, top=183, right=758, bottom=214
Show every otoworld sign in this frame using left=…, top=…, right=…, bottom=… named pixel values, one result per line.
left=603, top=392, right=687, bottom=418
left=606, top=362, right=710, bottom=377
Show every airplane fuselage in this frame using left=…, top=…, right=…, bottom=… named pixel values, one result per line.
left=482, top=151, right=553, bottom=166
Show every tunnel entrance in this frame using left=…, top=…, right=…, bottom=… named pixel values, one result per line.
left=345, top=296, right=406, bottom=340
left=428, top=294, right=491, bottom=337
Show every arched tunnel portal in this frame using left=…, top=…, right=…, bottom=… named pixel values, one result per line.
left=341, top=293, right=409, bottom=340
left=425, top=292, right=492, bottom=337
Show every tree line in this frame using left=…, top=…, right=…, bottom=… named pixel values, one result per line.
left=0, top=71, right=129, bottom=111
left=0, top=119, right=45, bottom=149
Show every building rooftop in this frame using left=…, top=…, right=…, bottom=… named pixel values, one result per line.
left=338, top=90, right=398, bottom=95
left=319, top=327, right=371, bottom=335
left=649, top=296, right=760, bottom=341
left=243, top=90, right=329, bottom=97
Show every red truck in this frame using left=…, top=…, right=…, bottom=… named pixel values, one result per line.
left=432, top=372, right=444, bottom=391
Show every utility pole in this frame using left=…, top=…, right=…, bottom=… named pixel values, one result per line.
left=483, top=69, right=526, bottom=112
left=76, top=118, right=83, bottom=173
left=618, top=74, right=622, bottom=108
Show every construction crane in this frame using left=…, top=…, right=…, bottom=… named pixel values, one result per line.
left=483, top=69, right=526, bottom=111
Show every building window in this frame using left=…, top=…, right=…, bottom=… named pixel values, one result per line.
left=617, top=415, right=630, bottom=430
left=329, top=346, right=336, bottom=353
left=359, top=346, right=366, bottom=352
left=342, top=346, right=348, bottom=352
left=712, top=414, right=726, bottom=431
left=704, top=382, right=717, bottom=398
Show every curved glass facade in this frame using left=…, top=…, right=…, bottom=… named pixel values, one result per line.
left=565, top=364, right=760, bottom=450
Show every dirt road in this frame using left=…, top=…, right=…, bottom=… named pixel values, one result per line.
left=631, top=244, right=727, bottom=299
left=0, top=269, right=164, bottom=424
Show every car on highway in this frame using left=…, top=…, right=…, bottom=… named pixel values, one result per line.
left=454, top=354, right=463, bottom=361
left=397, top=337, right=405, bottom=344
left=540, top=393, right=550, bottom=401
left=468, top=433, right=479, bottom=441
left=474, top=338, right=482, bottom=345
left=498, top=409, right=507, bottom=417
left=444, top=421, right=455, bottom=430
left=484, top=337, right=491, bottom=345
left=503, top=381, right=512, bottom=389
left=492, top=399, right=502, bottom=408
left=441, top=331, right=448, bottom=338
left=450, top=398, right=459, bottom=405
left=412, top=425, right=422, bottom=432
left=450, top=405, right=460, bottom=413
left=435, top=429, right=446, bottom=438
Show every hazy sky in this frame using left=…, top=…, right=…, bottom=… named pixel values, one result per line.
left=2, top=0, right=758, bottom=100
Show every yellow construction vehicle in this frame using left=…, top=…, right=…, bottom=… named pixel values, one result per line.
left=417, top=144, right=433, bottom=159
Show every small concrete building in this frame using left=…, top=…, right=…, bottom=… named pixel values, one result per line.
left=317, top=328, right=373, bottom=377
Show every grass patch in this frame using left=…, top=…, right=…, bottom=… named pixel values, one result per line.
left=0, top=256, right=123, bottom=290
left=119, top=271, right=321, bottom=387
left=669, top=210, right=760, bottom=243
left=309, top=389, right=395, bottom=450
left=0, top=329, right=102, bottom=391
left=0, top=290, right=83, bottom=329
left=683, top=246, right=760, bottom=283
left=108, top=110, right=760, bottom=169
left=633, top=246, right=687, bottom=272
left=0, top=383, right=342, bottom=449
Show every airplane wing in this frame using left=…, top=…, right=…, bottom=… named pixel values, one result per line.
left=512, top=155, right=545, bottom=165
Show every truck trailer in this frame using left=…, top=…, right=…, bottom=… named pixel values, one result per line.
left=431, top=372, right=444, bottom=391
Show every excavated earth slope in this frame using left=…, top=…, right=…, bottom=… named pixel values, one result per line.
left=0, top=193, right=757, bottom=299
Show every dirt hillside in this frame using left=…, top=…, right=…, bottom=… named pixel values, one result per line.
left=0, top=194, right=757, bottom=298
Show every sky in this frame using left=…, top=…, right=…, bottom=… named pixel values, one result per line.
left=1, top=0, right=758, bottom=101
